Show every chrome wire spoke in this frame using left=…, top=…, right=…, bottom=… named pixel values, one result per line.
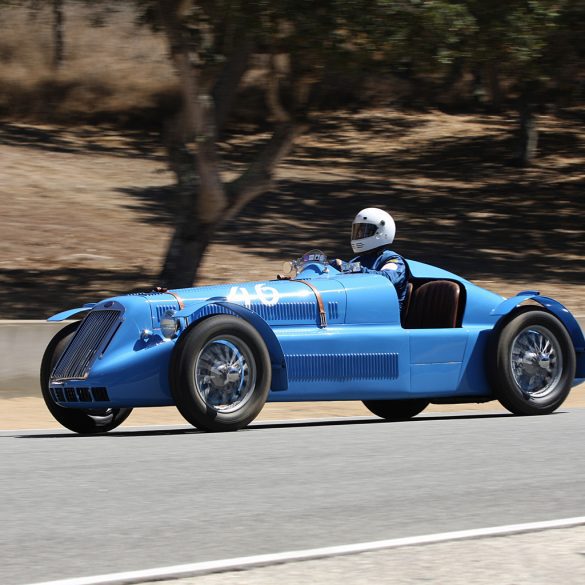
left=510, top=326, right=562, bottom=399
left=194, top=336, right=257, bottom=413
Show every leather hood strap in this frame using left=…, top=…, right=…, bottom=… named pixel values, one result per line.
left=297, top=280, right=327, bottom=328
left=167, top=291, right=185, bottom=310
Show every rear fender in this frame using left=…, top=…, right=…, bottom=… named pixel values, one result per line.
left=176, top=301, right=288, bottom=391
left=492, top=293, right=585, bottom=353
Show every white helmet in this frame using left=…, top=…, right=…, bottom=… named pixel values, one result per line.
left=351, top=208, right=396, bottom=253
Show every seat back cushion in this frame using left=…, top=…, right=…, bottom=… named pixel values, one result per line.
left=404, top=280, right=460, bottom=329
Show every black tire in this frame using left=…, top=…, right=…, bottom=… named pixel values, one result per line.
left=362, top=399, right=428, bottom=421
left=488, top=308, right=576, bottom=415
left=40, top=321, right=133, bottom=434
left=170, top=315, right=271, bottom=432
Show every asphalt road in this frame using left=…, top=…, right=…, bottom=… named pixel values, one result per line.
left=2, top=410, right=585, bottom=585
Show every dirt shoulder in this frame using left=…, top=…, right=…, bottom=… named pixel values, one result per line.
left=3, top=388, right=584, bottom=431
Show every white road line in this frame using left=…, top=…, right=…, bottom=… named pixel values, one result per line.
left=27, top=516, right=585, bottom=585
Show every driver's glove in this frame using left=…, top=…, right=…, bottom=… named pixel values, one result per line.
left=329, top=259, right=350, bottom=272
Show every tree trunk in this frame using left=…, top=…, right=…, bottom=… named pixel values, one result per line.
left=517, top=89, right=539, bottom=167
left=266, top=53, right=291, bottom=123
left=157, top=0, right=307, bottom=289
left=52, top=0, right=64, bottom=70
left=159, top=217, right=215, bottom=289
left=213, top=36, right=254, bottom=135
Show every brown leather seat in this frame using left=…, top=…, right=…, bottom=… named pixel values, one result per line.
left=404, top=280, right=461, bottom=329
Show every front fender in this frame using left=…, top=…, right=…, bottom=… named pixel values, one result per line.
left=47, top=304, right=97, bottom=321
left=492, top=293, right=585, bottom=352
left=175, top=300, right=288, bottom=391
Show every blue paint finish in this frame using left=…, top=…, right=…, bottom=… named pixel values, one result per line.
left=47, top=307, right=92, bottom=321
left=338, top=273, right=399, bottom=324
left=411, top=363, right=464, bottom=395
left=576, top=351, right=585, bottom=379
left=493, top=294, right=585, bottom=351
left=253, top=300, right=316, bottom=321
left=409, top=330, right=468, bottom=364
left=460, top=282, right=505, bottom=326
left=407, top=260, right=468, bottom=281
left=270, top=324, right=411, bottom=400
left=44, top=256, right=584, bottom=410
left=286, top=353, right=398, bottom=382
left=456, top=328, right=493, bottom=396
left=491, top=292, right=542, bottom=316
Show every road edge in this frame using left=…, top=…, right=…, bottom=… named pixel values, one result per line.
left=27, top=516, right=585, bottom=585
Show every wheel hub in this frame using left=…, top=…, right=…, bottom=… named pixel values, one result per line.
left=209, top=364, right=242, bottom=387
left=194, top=337, right=256, bottom=413
left=510, top=326, right=562, bottom=398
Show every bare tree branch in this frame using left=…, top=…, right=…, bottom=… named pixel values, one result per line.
left=226, top=120, right=308, bottom=222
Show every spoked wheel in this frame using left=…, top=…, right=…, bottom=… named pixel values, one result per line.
left=40, top=321, right=132, bottom=434
left=170, top=316, right=271, bottom=432
left=195, top=336, right=258, bottom=413
left=362, top=399, right=428, bottom=421
left=489, top=308, right=576, bottom=415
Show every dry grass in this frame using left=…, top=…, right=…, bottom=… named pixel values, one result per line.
left=0, top=3, right=177, bottom=122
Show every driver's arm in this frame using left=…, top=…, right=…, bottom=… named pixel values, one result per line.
left=360, top=255, right=406, bottom=285
left=360, top=255, right=408, bottom=309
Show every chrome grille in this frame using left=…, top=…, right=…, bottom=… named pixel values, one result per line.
left=51, top=310, right=121, bottom=380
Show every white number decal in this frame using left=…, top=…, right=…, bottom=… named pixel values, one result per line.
left=227, top=284, right=280, bottom=307
left=227, top=286, right=252, bottom=308
left=254, top=284, right=279, bottom=306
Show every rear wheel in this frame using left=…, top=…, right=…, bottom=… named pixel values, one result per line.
left=170, top=316, right=271, bottom=432
left=40, top=321, right=133, bottom=434
left=489, top=308, right=576, bottom=415
left=362, top=399, right=428, bottom=421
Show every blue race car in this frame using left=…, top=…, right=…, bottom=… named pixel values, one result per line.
left=41, top=250, right=585, bottom=433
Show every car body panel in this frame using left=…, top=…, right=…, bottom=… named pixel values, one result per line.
left=45, top=258, right=585, bottom=409
left=493, top=293, right=585, bottom=352
left=47, top=304, right=96, bottom=322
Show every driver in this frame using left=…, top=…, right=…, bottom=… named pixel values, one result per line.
left=331, top=208, right=408, bottom=310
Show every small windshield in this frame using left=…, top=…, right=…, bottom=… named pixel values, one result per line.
left=352, top=222, right=377, bottom=240
left=301, top=250, right=328, bottom=264
left=286, top=249, right=328, bottom=275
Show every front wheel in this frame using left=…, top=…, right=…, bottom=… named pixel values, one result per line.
left=362, top=399, right=428, bottom=421
left=170, top=316, right=272, bottom=432
left=40, top=321, right=133, bottom=434
left=488, top=308, right=576, bottom=415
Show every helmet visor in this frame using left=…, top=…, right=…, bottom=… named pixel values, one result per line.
left=352, top=222, right=378, bottom=240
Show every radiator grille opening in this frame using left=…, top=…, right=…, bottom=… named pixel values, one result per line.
left=50, top=388, right=66, bottom=402
left=91, top=387, right=110, bottom=401
left=51, top=310, right=121, bottom=380
left=76, top=388, right=92, bottom=402
left=65, top=388, right=77, bottom=402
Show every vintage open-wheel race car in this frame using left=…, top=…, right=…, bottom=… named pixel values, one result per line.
left=41, top=250, right=585, bottom=433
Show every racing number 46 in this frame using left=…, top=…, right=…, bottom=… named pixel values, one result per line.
left=227, top=284, right=279, bottom=307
